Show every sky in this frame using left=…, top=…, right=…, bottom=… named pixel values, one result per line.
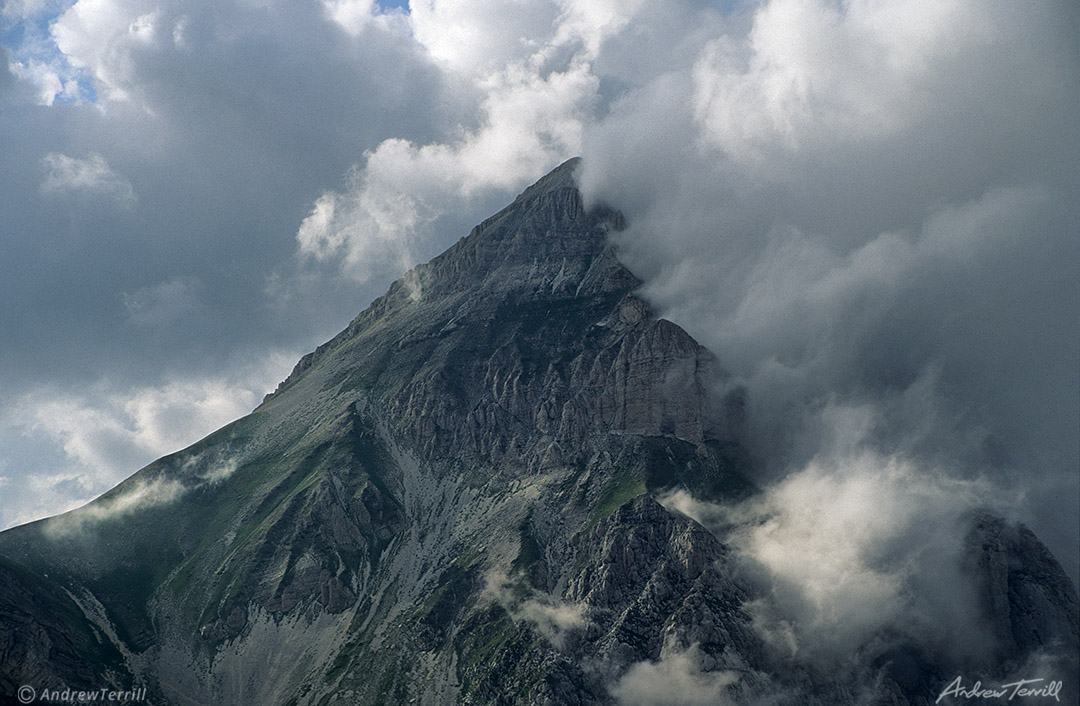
left=0, top=0, right=1077, bottom=633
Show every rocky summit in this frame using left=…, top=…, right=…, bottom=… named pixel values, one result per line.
left=1, top=159, right=1076, bottom=705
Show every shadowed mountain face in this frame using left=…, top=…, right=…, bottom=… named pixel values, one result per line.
left=0, top=159, right=1076, bottom=706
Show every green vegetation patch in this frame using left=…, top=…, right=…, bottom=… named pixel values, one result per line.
left=589, top=469, right=646, bottom=527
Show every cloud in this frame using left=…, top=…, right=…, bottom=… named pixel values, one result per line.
left=194, top=457, right=239, bottom=485
left=481, top=568, right=588, bottom=650
left=16, top=378, right=253, bottom=475
left=577, top=0, right=1080, bottom=581
left=35, top=448, right=241, bottom=538
left=408, top=0, right=560, bottom=75
left=0, top=352, right=294, bottom=531
left=663, top=436, right=1003, bottom=666
left=42, top=474, right=186, bottom=538
left=41, top=152, right=135, bottom=203
left=690, top=0, right=993, bottom=161
left=1, top=0, right=52, bottom=20
left=516, top=596, right=587, bottom=649
left=293, top=0, right=661, bottom=283
left=8, top=58, right=81, bottom=104
left=610, top=642, right=740, bottom=706
left=121, top=276, right=203, bottom=326
left=49, top=0, right=176, bottom=103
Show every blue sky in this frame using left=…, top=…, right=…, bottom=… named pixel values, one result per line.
left=0, top=0, right=1077, bottom=591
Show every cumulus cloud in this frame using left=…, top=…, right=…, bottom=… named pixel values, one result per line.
left=293, top=0, right=655, bottom=282
left=8, top=58, right=81, bottom=104
left=41, top=152, right=135, bottom=203
left=49, top=0, right=182, bottom=103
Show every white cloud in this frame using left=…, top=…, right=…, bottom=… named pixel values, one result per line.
left=15, top=378, right=247, bottom=479
left=41, top=152, right=135, bottom=203
left=2, top=0, right=45, bottom=19
left=0, top=351, right=295, bottom=530
left=611, top=642, right=740, bottom=706
left=49, top=0, right=156, bottom=103
left=294, top=92, right=584, bottom=279
left=577, top=0, right=1078, bottom=581
left=296, top=0, right=642, bottom=282
left=321, top=0, right=408, bottom=35
left=42, top=474, right=186, bottom=537
left=196, top=457, right=239, bottom=485
left=8, top=58, right=81, bottom=105
left=664, top=436, right=1003, bottom=665
left=481, top=568, right=588, bottom=649
left=689, top=0, right=1047, bottom=167
left=517, top=596, right=586, bottom=649
left=409, top=0, right=559, bottom=76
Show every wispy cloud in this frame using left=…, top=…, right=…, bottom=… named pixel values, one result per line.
left=0, top=353, right=294, bottom=531
left=610, top=642, right=741, bottom=706
left=42, top=474, right=186, bottom=538
left=481, top=568, right=589, bottom=650
left=121, top=276, right=204, bottom=327
left=41, top=152, right=135, bottom=204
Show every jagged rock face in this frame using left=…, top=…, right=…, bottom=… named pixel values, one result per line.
left=269, top=161, right=735, bottom=471
left=967, top=515, right=1080, bottom=667
left=0, top=556, right=132, bottom=697
left=0, top=159, right=1076, bottom=706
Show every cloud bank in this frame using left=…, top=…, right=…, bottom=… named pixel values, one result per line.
left=576, top=0, right=1079, bottom=581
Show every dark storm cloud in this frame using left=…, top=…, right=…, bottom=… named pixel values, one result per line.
left=0, top=0, right=470, bottom=385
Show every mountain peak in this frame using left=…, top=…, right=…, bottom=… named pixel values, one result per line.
left=264, top=159, right=732, bottom=470
left=267, top=156, right=629, bottom=401
left=511, top=156, right=581, bottom=202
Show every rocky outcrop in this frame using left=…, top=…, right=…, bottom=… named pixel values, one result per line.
left=0, top=556, right=135, bottom=697
left=968, top=514, right=1080, bottom=667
